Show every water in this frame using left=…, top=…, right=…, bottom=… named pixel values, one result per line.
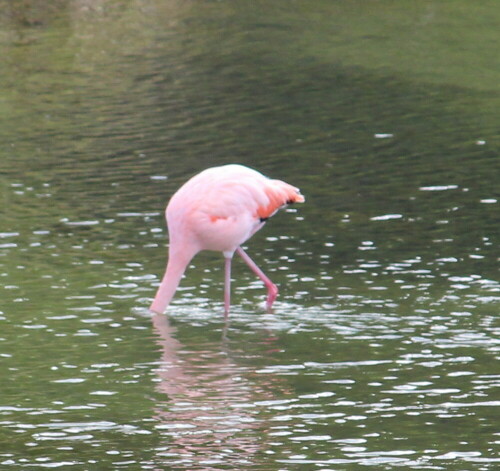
left=0, top=1, right=498, bottom=469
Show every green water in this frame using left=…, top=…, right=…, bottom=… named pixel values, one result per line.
left=0, top=1, right=498, bottom=469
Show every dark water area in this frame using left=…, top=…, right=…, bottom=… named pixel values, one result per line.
left=0, top=1, right=498, bottom=469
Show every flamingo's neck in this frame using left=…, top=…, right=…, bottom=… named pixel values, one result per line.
left=150, top=246, right=197, bottom=314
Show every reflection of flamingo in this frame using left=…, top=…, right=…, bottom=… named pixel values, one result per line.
left=151, top=313, right=282, bottom=466
left=150, top=164, right=305, bottom=316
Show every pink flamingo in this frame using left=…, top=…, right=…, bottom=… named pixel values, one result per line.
left=150, top=164, right=305, bottom=316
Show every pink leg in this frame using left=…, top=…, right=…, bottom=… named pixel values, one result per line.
left=224, top=256, right=232, bottom=318
left=236, top=246, right=278, bottom=310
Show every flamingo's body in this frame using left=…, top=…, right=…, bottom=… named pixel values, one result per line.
left=150, top=164, right=304, bottom=316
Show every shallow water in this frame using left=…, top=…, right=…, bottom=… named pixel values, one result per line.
left=0, top=1, right=498, bottom=469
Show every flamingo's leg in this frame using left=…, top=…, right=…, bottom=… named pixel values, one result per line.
left=236, top=246, right=278, bottom=310
left=224, top=255, right=232, bottom=318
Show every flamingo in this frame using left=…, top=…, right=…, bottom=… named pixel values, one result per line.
left=150, top=164, right=305, bottom=316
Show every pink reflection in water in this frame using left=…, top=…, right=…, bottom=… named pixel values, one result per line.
left=151, top=314, right=285, bottom=468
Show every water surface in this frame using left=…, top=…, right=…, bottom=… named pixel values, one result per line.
left=0, top=1, right=498, bottom=469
